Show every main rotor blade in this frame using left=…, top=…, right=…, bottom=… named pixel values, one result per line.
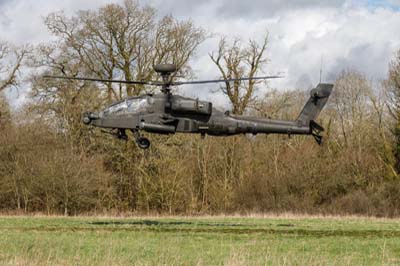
left=43, top=75, right=284, bottom=87
left=171, top=75, right=283, bottom=86
left=43, top=75, right=164, bottom=86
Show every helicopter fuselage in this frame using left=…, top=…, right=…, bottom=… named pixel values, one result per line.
left=84, top=93, right=312, bottom=139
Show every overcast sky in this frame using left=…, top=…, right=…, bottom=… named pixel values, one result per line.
left=1, top=0, right=400, bottom=108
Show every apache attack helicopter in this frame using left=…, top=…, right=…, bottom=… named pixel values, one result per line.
left=46, top=64, right=333, bottom=149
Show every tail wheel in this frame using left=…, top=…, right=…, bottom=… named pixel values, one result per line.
left=136, top=137, right=150, bottom=149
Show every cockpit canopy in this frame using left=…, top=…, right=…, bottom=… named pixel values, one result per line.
left=102, top=97, right=150, bottom=117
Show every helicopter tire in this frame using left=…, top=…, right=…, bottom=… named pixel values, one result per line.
left=136, top=137, right=150, bottom=149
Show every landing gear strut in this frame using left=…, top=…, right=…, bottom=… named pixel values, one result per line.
left=132, top=130, right=151, bottom=149
left=117, top=129, right=128, bottom=140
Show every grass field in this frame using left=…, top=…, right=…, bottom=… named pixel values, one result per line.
left=0, top=215, right=399, bottom=265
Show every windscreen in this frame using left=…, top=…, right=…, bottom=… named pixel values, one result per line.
left=103, top=97, right=149, bottom=116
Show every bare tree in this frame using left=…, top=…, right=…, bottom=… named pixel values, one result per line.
left=40, top=0, right=206, bottom=100
left=0, top=41, right=27, bottom=128
left=0, top=41, right=27, bottom=92
left=0, top=94, right=11, bottom=127
left=385, top=50, right=400, bottom=172
left=210, top=33, right=269, bottom=115
left=386, top=51, right=400, bottom=121
left=332, top=71, right=372, bottom=146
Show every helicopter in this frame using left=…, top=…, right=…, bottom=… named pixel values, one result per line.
left=45, top=64, right=333, bottom=149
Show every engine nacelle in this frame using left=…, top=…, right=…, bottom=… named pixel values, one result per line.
left=170, top=98, right=212, bottom=115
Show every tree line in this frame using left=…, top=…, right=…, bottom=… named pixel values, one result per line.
left=1, top=0, right=400, bottom=216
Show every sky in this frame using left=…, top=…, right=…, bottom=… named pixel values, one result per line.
left=1, top=0, right=400, bottom=108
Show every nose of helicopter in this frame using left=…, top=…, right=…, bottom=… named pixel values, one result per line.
left=82, top=112, right=100, bottom=125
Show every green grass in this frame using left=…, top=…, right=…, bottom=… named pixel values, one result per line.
left=0, top=215, right=400, bottom=265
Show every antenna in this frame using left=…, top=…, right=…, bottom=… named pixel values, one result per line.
left=319, top=55, right=324, bottom=84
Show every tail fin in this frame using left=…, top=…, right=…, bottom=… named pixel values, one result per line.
left=297, top=83, right=333, bottom=144
left=297, top=83, right=333, bottom=126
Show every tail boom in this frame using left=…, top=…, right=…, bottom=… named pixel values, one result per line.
left=227, top=83, right=333, bottom=143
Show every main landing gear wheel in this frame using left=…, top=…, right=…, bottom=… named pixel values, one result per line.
left=136, top=137, right=150, bottom=149
left=132, top=129, right=150, bottom=149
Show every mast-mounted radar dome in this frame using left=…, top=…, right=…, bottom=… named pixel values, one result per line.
left=154, top=64, right=177, bottom=75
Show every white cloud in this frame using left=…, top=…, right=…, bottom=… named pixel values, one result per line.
left=1, top=0, right=400, bottom=109
left=0, top=0, right=123, bottom=44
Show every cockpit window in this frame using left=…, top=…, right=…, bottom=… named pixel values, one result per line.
left=103, top=97, right=149, bottom=116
